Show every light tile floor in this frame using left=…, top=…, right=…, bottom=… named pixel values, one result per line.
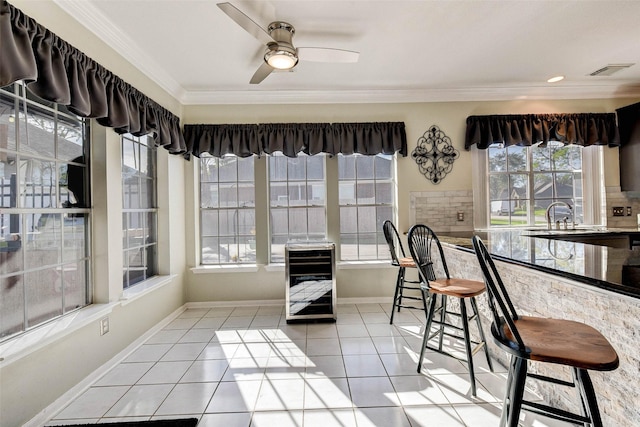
left=46, top=303, right=568, bottom=426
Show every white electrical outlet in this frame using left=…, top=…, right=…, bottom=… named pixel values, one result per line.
left=100, top=317, right=109, bottom=335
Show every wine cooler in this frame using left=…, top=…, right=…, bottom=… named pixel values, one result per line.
left=285, top=242, right=336, bottom=323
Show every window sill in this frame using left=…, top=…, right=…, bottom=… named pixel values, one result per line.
left=0, top=303, right=115, bottom=367
left=338, top=260, right=390, bottom=269
left=191, top=264, right=260, bottom=274
left=264, top=263, right=285, bottom=272
left=0, top=275, right=177, bottom=367
left=120, top=274, right=177, bottom=306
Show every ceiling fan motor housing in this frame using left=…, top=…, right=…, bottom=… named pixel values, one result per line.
left=264, top=21, right=298, bottom=69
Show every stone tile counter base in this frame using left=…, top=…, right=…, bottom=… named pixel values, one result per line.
left=441, top=244, right=639, bottom=427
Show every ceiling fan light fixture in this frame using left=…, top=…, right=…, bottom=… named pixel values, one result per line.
left=265, top=49, right=298, bottom=70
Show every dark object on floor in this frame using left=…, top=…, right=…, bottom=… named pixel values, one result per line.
left=47, top=418, right=198, bottom=427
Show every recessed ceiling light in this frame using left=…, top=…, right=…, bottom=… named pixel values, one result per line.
left=547, top=75, right=565, bottom=83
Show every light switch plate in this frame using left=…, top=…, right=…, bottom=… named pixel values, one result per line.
left=612, top=206, right=625, bottom=216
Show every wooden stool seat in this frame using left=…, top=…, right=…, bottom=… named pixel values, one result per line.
left=430, top=278, right=486, bottom=298
left=398, top=257, right=416, bottom=268
left=504, top=316, right=619, bottom=370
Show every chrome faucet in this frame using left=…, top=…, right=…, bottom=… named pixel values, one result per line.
left=545, top=201, right=574, bottom=230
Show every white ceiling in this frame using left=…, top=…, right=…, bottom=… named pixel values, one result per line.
left=53, top=0, right=640, bottom=105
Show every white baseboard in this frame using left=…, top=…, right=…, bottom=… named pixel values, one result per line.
left=186, top=297, right=391, bottom=309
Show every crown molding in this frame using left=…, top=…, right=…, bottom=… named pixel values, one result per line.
left=180, top=84, right=640, bottom=105
left=53, top=0, right=185, bottom=101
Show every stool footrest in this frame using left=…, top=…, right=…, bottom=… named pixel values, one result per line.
left=527, top=372, right=575, bottom=388
left=396, top=304, right=426, bottom=310
left=425, top=340, right=486, bottom=360
left=396, top=287, right=422, bottom=294
left=432, top=307, right=479, bottom=322
left=522, top=400, right=590, bottom=425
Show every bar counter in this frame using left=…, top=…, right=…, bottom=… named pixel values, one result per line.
left=437, top=228, right=640, bottom=299
left=432, top=228, right=640, bottom=426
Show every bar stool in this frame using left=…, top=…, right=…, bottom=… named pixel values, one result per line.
left=407, top=224, right=493, bottom=397
left=472, top=236, right=619, bottom=427
left=382, top=220, right=426, bottom=324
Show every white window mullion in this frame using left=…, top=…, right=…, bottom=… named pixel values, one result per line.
left=471, top=145, right=489, bottom=229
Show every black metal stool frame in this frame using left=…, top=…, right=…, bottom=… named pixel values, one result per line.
left=473, top=235, right=619, bottom=427
left=383, top=220, right=426, bottom=324
left=408, top=224, right=493, bottom=397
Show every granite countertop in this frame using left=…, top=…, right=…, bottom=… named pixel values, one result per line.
left=438, top=229, right=640, bottom=299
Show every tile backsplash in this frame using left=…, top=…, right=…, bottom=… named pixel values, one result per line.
left=605, top=186, right=640, bottom=228
left=409, top=187, right=640, bottom=232
left=410, top=190, right=473, bottom=232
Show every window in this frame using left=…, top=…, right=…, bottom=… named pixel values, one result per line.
left=338, top=154, right=394, bottom=260
left=269, top=153, right=326, bottom=263
left=200, top=155, right=256, bottom=264
left=0, top=82, right=90, bottom=340
left=122, top=134, right=157, bottom=288
left=487, top=143, right=584, bottom=227
left=196, top=152, right=398, bottom=266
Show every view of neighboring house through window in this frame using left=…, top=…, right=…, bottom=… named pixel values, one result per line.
left=488, top=143, right=583, bottom=227
left=200, top=154, right=256, bottom=264
left=269, top=153, right=326, bottom=263
left=122, top=134, right=157, bottom=288
left=338, top=153, right=394, bottom=260
left=0, top=82, right=90, bottom=340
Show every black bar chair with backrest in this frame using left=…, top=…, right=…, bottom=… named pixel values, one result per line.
left=383, top=220, right=426, bottom=324
left=472, top=235, right=619, bottom=427
left=407, top=224, right=493, bottom=397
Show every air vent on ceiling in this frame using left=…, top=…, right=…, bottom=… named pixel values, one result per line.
left=589, top=63, right=634, bottom=76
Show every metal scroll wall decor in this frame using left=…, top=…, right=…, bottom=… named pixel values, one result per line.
left=412, top=125, right=459, bottom=184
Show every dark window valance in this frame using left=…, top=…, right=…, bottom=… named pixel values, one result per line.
left=184, top=124, right=261, bottom=158
left=465, top=113, right=619, bottom=150
left=184, top=122, right=407, bottom=158
left=0, top=1, right=186, bottom=154
left=333, top=122, right=407, bottom=156
left=260, top=123, right=335, bottom=157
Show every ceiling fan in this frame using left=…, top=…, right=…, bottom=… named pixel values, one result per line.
left=217, top=2, right=360, bottom=84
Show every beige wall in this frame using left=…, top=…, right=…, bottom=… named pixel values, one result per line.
left=183, top=98, right=638, bottom=302
left=1, top=2, right=188, bottom=426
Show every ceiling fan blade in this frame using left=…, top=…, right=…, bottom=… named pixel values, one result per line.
left=250, top=62, right=274, bottom=84
left=297, top=47, right=360, bottom=63
left=217, top=2, right=274, bottom=45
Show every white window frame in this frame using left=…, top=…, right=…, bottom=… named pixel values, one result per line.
left=199, top=154, right=256, bottom=265
left=121, top=134, right=157, bottom=289
left=268, top=153, right=327, bottom=263
left=338, top=153, right=395, bottom=261
left=0, top=82, right=91, bottom=341
left=472, top=144, right=604, bottom=229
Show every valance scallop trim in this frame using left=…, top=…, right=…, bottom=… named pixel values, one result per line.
left=184, top=122, right=407, bottom=158
left=0, top=1, right=186, bottom=154
left=465, top=113, right=619, bottom=150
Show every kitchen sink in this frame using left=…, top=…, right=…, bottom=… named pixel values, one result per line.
left=522, top=226, right=606, bottom=235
